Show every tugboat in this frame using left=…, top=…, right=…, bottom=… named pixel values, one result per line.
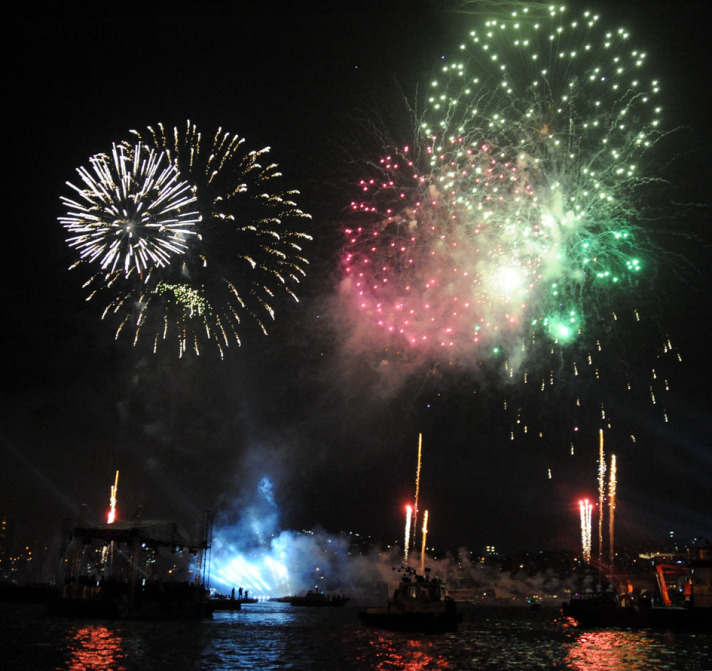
left=360, top=435, right=460, bottom=633
left=562, top=586, right=638, bottom=627
left=359, top=566, right=461, bottom=634
left=636, top=546, right=712, bottom=629
left=563, top=546, right=712, bottom=629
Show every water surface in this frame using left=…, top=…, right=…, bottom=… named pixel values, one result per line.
left=2, top=601, right=711, bottom=670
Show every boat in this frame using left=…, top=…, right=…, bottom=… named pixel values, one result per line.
left=48, top=516, right=213, bottom=619
left=562, top=589, right=638, bottom=627
left=528, top=596, right=542, bottom=611
left=563, top=546, right=712, bottom=630
left=210, top=594, right=242, bottom=611
left=289, top=590, right=350, bottom=607
left=636, top=547, right=712, bottom=629
left=359, top=566, right=461, bottom=634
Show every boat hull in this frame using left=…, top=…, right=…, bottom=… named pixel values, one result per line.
left=563, top=598, right=712, bottom=630
left=290, top=596, right=349, bottom=607
left=210, top=598, right=242, bottom=611
left=47, top=583, right=213, bottom=620
left=359, top=600, right=460, bottom=634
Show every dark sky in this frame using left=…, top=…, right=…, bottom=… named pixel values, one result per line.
left=2, top=1, right=711, bottom=560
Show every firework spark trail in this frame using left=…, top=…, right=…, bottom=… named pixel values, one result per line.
left=404, top=505, right=412, bottom=566
left=579, top=498, right=592, bottom=563
left=420, top=509, right=429, bottom=576
left=609, top=453, right=617, bottom=567
left=131, top=121, right=313, bottom=357
left=341, top=5, right=676, bottom=445
left=598, top=429, right=606, bottom=567
left=412, top=433, right=422, bottom=551
left=60, top=143, right=199, bottom=276
left=61, top=121, right=312, bottom=358
left=107, top=470, right=119, bottom=525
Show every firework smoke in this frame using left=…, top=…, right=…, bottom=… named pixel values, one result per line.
left=340, top=4, right=677, bottom=449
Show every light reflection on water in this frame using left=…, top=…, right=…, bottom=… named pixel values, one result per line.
left=563, top=628, right=691, bottom=671
left=65, top=626, right=126, bottom=671
left=360, top=634, right=452, bottom=670
left=2, top=602, right=711, bottom=670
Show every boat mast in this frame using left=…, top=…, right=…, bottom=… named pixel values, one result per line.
left=201, top=509, right=213, bottom=589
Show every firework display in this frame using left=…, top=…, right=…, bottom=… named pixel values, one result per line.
left=60, top=143, right=199, bottom=277
left=60, top=122, right=312, bottom=358
left=345, top=6, right=661, bottom=354
left=342, top=5, right=677, bottom=445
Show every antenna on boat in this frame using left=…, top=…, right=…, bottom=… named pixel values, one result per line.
left=201, top=509, right=213, bottom=590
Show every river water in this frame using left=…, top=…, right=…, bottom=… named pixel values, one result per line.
left=2, top=600, right=711, bottom=670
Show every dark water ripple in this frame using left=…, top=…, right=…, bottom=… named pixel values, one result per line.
left=2, top=602, right=711, bottom=670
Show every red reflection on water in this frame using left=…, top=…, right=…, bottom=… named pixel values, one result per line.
left=566, top=629, right=657, bottom=670
left=363, top=634, right=451, bottom=670
left=66, top=625, right=126, bottom=671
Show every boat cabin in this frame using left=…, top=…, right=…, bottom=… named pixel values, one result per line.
left=395, top=575, right=446, bottom=604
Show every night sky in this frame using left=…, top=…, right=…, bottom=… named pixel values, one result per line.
left=2, top=0, right=711, bottom=563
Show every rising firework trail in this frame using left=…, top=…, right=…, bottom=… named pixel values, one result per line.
left=107, top=470, right=119, bottom=525
left=579, top=498, right=592, bottom=564
left=598, top=430, right=606, bottom=568
left=404, top=505, right=413, bottom=566
left=412, top=433, right=423, bottom=552
left=420, top=510, right=429, bottom=576
left=61, top=121, right=312, bottom=358
left=342, top=4, right=677, bottom=450
left=609, top=453, right=617, bottom=568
